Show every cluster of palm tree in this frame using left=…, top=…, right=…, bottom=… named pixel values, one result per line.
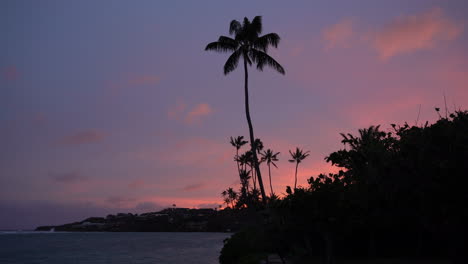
left=208, top=15, right=468, bottom=264
left=226, top=135, right=311, bottom=207
left=207, top=17, right=312, bottom=204
left=221, top=187, right=238, bottom=209
left=206, top=16, right=285, bottom=203
left=228, top=136, right=272, bottom=207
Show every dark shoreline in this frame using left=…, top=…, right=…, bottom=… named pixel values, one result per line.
left=35, top=207, right=241, bottom=233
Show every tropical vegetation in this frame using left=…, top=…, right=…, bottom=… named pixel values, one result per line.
left=218, top=110, right=468, bottom=264
left=207, top=15, right=467, bottom=264
left=206, top=16, right=285, bottom=203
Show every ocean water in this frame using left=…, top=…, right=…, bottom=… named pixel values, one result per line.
left=0, top=232, right=230, bottom=264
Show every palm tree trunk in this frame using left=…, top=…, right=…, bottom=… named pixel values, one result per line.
left=252, top=166, right=257, bottom=191
left=294, top=163, right=299, bottom=190
left=243, top=56, right=267, bottom=204
left=235, top=149, right=240, bottom=175
left=268, top=164, right=274, bottom=195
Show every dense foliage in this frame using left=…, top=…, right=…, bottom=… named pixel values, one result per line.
left=220, top=111, right=468, bottom=264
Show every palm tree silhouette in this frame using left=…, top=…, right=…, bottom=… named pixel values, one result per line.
left=235, top=151, right=250, bottom=172
left=206, top=16, right=285, bottom=203
left=230, top=136, right=248, bottom=175
left=221, top=187, right=238, bottom=208
left=288, top=147, right=310, bottom=190
left=260, top=149, right=280, bottom=195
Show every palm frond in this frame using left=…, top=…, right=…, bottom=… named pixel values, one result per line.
left=249, top=49, right=285, bottom=74
left=229, top=20, right=241, bottom=35
left=242, top=17, right=251, bottom=29
left=230, top=137, right=236, bottom=148
left=218, top=36, right=239, bottom=48
left=251, top=16, right=262, bottom=35
left=205, top=36, right=238, bottom=53
left=231, top=136, right=248, bottom=150
left=289, top=148, right=310, bottom=163
left=253, top=33, right=280, bottom=52
left=224, top=49, right=242, bottom=75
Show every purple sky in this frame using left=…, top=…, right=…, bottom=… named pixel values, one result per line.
left=1, top=0, right=468, bottom=229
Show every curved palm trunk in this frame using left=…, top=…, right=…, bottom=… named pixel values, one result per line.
left=243, top=56, right=267, bottom=204
left=294, top=162, right=299, bottom=190
left=268, top=164, right=274, bottom=195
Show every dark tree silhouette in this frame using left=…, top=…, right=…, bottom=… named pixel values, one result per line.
left=237, top=169, right=251, bottom=208
left=221, top=110, right=468, bottom=263
left=251, top=138, right=264, bottom=190
left=222, top=187, right=238, bottom=209
left=260, top=149, right=280, bottom=195
left=206, top=16, right=285, bottom=203
left=235, top=151, right=251, bottom=172
left=289, top=147, right=310, bottom=190
left=230, top=136, right=248, bottom=175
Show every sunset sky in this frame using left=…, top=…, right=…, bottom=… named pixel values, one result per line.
left=1, top=0, right=467, bottom=229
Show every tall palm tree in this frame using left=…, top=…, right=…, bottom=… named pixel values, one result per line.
left=206, top=16, right=285, bottom=203
left=260, top=149, right=280, bottom=195
left=289, top=147, right=310, bottom=190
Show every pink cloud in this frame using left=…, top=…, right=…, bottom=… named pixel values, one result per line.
left=322, top=18, right=355, bottom=49
left=371, top=7, right=463, bottom=60
left=344, top=94, right=426, bottom=128
left=168, top=101, right=214, bottom=124
left=59, top=130, right=107, bottom=145
left=182, top=183, right=206, bottom=192
left=185, top=103, right=213, bottom=124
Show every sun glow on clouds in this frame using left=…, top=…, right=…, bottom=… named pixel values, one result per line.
left=142, top=196, right=221, bottom=209
left=322, top=18, right=355, bottom=50
left=185, top=103, right=213, bottom=124
left=320, top=7, right=463, bottom=60
left=371, top=7, right=463, bottom=60
left=3, top=2, right=468, bottom=230
left=168, top=101, right=214, bottom=124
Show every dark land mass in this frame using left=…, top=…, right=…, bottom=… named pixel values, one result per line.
left=35, top=207, right=247, bottom=232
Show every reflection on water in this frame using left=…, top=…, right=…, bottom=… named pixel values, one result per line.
left=0, top=232, right=230, bottom=264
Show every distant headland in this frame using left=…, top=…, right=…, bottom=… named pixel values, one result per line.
left=35, top=207, right=245, bottom=232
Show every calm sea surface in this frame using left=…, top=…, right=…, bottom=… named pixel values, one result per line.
left=0, top=232, right=230, bottom=264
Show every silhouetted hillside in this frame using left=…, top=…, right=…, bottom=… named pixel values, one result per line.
left=35, top=207, right=249, bottom=232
